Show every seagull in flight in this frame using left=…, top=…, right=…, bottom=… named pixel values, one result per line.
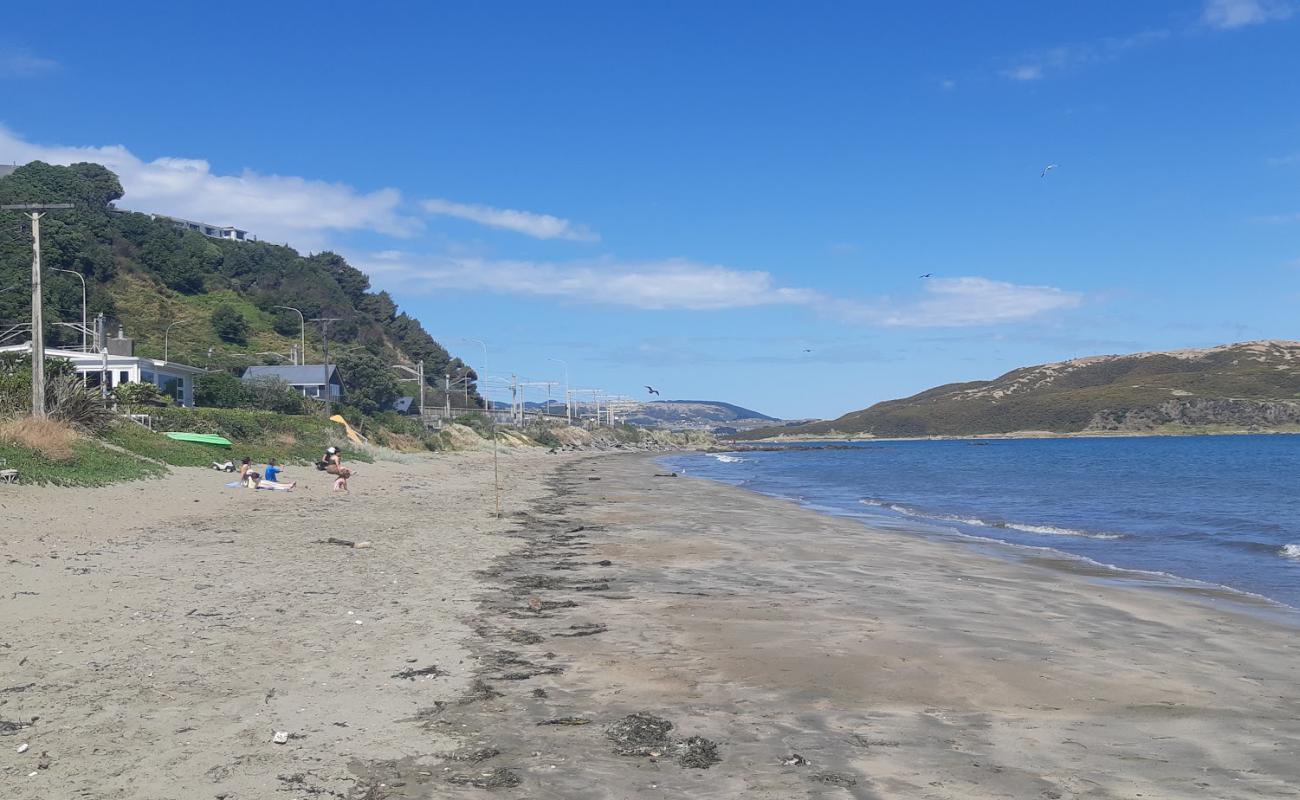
left=1041, top=163, right=1058, bottom=178
left=645, top=385, right=660, bottom=396
left=918, top=273, right=933, bottom=278
left=803, top=348, right=813, bottom=353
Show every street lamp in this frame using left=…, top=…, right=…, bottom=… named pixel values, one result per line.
left=458, top=337, right=499, bottom=518
left=547, top=357, right=571, bottom=424
left=50, top=268, right=87, bottom=351
left=163, top=319, right=190, bottom=362
left=272, top=305, right=306, bottom=365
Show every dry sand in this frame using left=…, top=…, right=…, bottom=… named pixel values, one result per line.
left=3, top=450, right=1299, bottom=798
left=0, top=449, right=555, bottom=798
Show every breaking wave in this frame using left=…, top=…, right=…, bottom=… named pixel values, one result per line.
left=1281, top=544, right=1300, bottom=560
left=860, top=498, right=1125, bottom=540
left=711, top=454, right=745, bottom=463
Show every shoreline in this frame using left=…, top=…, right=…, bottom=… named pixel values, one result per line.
left=348, top=452, right=1300, bottom=798
left=674, top=462, right=1300, bottom=625
left=5, top=450, right=1299, bottom=797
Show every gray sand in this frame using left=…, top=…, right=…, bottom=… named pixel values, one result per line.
left=3, top=450, right=1298, bottom=798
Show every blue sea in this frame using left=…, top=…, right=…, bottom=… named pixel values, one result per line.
left=661, top=435, right=1300, bottom=611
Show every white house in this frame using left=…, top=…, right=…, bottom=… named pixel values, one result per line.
left=0, top=343, right=205, bottom=406
left=150, top=214, right=255, bottom=242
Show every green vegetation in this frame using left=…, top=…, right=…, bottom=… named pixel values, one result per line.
left=0, top=161, right=481, bottom=412
left=747, top=342, right=1300, bottom=439
left=0, top=437, right=166, bottom=486
left=101, top=421, right=223, bottom=467
left=148, top=406, right=373, bottom=465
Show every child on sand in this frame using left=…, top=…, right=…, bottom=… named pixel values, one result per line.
left=258, top=458, right=296, bottom=491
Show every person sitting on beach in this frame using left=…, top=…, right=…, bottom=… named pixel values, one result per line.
left=239, top=457, right=262, bottom=488
left=258, top=458, right=296, bottom=491
left=323, top=446, right=351, bottom=492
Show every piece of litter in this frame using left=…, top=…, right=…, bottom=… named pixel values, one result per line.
left=28, top=771, right=38, bottom=777
left=17, top=742, right=29, bottom=753
left=272, top=731, right=289, bottom=744
left=354, top=541, right=372, bottom=549
left=354, top=620, right=363, bottom=625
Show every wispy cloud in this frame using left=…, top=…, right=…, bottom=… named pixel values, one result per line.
left=1001, top=30, right=1169, bottom=82
left=0, top=126, right=419, bottom=248
left=358, top=251, right=1082, bottom=327
left=1256, top=211, right=1300, bottom=224
left=852, top=277, right=1083, bottom=327
left=422, top=198, right=598, bottom=242
left=1203, top=0, right=1293, bottom=29
left=1266, top=152, right=1300, bottom=166
left=0, top=48, right=59, bottom=78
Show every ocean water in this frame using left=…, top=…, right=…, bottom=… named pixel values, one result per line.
left=661, top=435, right=1300, bottom=610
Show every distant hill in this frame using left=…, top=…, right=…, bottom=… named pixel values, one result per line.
left=624, top=400, right=783, bottom=432
left=744, top=341, right=1300, bottom=439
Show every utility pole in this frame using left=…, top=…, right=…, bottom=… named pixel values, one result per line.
left=311, top=317, right=339, bottom=418
left=2, top=203, right=74, bottom=417
left=445, top=374, right=451, bottom=417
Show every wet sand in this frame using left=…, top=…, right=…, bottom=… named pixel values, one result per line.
left=419, top=454, right=1300, bottom=799
left=3, top=451, right=1299, bottom=798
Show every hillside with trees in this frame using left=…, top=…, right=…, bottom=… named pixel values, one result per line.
left=0, top=161, right=479, bottom=417
left=745, top=341, right=1300, bottom=439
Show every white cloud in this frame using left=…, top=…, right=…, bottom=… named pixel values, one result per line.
left=361, top=253, right=812, bottom=310
left=358, top=251, right=1082, bottom=327
left=1256, top=211, right=1300, bottom=224
left=0, top=125, right=419, bottom=248
left=0, top=48, right=58, bottom=78
left=1002, top=30, right=1170, bottom=82
left=1266, top=152, right=1300, bottom=166
left=422, top=198, right=598, bottom=242
left=1203, top=0, right=1293, bottom=28
left=858, top=277, right=1084, bottom=327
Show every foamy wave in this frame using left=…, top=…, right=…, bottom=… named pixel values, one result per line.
left=1281, top=544, right=1300, bottom=560
left=711, top=454, right=745, bottom=463
left=859, top=498, right=1124, bottom=540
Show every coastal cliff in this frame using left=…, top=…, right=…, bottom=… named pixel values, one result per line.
left=746, top=340, right=1300, bottom=439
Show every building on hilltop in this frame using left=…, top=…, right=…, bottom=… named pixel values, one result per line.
left=242, top=364, right=343, bottom=401
left=151, top=214, right=256, bottom=242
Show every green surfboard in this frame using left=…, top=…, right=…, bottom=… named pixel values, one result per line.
left=164, top=432, right=233, bottom=448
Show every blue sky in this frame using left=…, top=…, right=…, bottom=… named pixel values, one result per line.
left=2, top=0, right=1297, bottom=418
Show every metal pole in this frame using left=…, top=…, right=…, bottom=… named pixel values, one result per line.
left=163, top=319, right=186, bottom=361
left=311, top=318, right=339, bottom=418
left=51, top=268, right=86, bottom=351
left=274, top=305, right=305, bottom=364
left=445, top=374, right=451, bottom=416
left=547, top=357, right=570, bottom=424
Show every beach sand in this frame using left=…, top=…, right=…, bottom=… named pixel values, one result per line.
left=3, top=451, right=1299, bottom=798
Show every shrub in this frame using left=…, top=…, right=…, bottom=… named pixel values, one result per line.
left=0, top=416, right=80, bottom=460
left=47, top=374, right=113, bottom=433
left=210, top=304, right=249, bottom=344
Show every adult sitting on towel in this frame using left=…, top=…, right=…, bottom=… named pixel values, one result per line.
left=239, top=457, right=261, bottom=488
left=322, top=446, right=351, bottom=492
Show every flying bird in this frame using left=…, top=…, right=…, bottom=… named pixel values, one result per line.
left=918, top=273, right=933, bottom=278
left=1040, top=163, right=1058, bottom=178
left=645, top=386, right=660, bottom=396
left=803, top=348, right=813, bottom=353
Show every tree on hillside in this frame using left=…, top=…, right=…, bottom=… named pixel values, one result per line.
left=211, top=305, right=249, bottom=344
left=336, top=351, right=400, bottom=416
